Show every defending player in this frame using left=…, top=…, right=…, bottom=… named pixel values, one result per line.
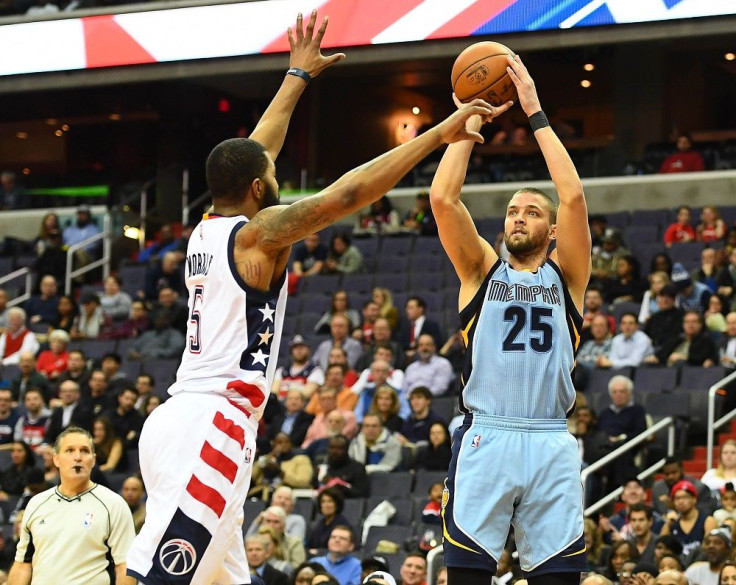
left=126, top=10, right=506, bottom=585
left=430, top=56, right=591, bottom=585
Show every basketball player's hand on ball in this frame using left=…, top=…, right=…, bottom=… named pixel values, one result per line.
left=505, top=54, right=542, bottom=117
left=288, top=10, right=346, bottom=78
left=452, top=93, right=512, bottom=133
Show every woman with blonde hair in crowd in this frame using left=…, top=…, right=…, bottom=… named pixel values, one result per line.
left=368, top=385, right=404, bottom=433
left=35, top=328, right=70, bottom=380
left=584, top=517, right=608, bottom=573
left=372, top=287, right=399, bottom=331
left=258, top=524, right=293, bottom=576
left=702, top=439, right=736, bottom=494
left=639, top=271, right=672, bottom=324
left=697, top=206, right=727, bottom=243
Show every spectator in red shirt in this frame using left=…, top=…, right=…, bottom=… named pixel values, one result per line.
left=664, top=206, right=696, bottom=247
left=697, top=206, right=727, bottom=243
left=35, top=329, right=69, bottom=380
left=659, top=134, right=705, bottom=174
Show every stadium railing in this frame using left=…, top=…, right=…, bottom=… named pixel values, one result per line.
left=0, top=267, right=33, bottom=307
left=706, top=370, right=736, bottom=470
left=582, top=416, right=676, bottom=517
left=64, top=212, right=112, bottom=294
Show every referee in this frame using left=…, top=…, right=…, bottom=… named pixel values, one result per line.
left=8, top=427, right=136, bottom=584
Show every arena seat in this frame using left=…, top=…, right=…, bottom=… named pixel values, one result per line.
left=678, top=366, right=727, bottom=392
left=369, top=471, right=413, bottom=499
left=363, top=525, right=412, bottom=555
left=367, top=495, right=413, bottom=526
left=413, top=470, right=447, bottom=496
left=633, top=367, right=678, bottom=393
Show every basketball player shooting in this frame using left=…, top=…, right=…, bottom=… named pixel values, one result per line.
left=431, top=54, right=591, bottom=585
left=126, top=10, right=506, bottom=585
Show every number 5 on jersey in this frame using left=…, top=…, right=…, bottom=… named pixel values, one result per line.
left=189, top=285, right=204, bottom=353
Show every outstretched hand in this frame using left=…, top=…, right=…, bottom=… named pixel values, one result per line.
left=506, top=54, right=541, bottom=116
left=288, top=10, right=345, bottom=78
left=452, top=93, right=513, bottom=134
left=437, top=98, right=512, bottom=144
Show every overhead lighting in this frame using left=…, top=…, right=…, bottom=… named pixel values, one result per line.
left=726, top=53, right=736, bottom=61
left=54, top=130, right=63, bottom=137
left=581, top=79, right=592, bottom=88
left=412, top=107, right=421, bottom=115
left=62, top=124, right=70, bottom=131
left=583, top=63, right=595, bottom=71
left=123, top=226, right=142, bottom=240
left=45, top=118, right=58, bottom=125
left=109, top=113, right=122, bottom=121
left=22, top=168, right=30, bottom=175
left=16, top=131, right=28, bottom=139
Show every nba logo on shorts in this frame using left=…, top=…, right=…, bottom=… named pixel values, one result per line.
left=159, top=539, right=197, bottom=576
left=245, top=448, right=252, bottom=464
left=471, top=434, right=481, bottom=448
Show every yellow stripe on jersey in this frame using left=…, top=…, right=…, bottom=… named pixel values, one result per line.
left=562, top=545, right=587, bottom=558
left=567, top=313, right=581, bottom=351
left=441, top=511, right=482, bottom=554
left=460, top=314, right=477, bottom=348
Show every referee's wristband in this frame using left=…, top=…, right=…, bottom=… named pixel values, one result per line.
left=286, top=67, right=311, bottom=84
left=529, top=110, right=550, bottom=133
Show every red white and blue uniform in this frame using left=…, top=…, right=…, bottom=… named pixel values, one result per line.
left=128, top=213, right=288, bottom=585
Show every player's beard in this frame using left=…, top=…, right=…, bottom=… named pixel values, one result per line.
left=261, top=180, right=280, bottom=210
left=504, top=228, right=549, bottom=256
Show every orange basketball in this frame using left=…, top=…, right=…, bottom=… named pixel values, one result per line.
left=452, top=41, right=517, bottom=107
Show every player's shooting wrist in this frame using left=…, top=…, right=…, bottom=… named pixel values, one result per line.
left=528, top=110, right=550, bottom=132
left=286, top=67, right=312, bottom=84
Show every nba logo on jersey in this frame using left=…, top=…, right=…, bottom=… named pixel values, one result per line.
left=245, top=448, right=252, bottom=464
left=83, top=512, right=94, bottom=528
left=471, top=434, right=481, bottom=448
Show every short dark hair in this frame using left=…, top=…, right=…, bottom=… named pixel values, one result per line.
left=330, top=524, right=354, bottom=543
left=137, top=373, right=155, bottom=386
left=620, top=313, right=639, bottom=323
left=408, top=296, right=426, bottom=310
left=629, top=503, right=653, bottom=521
left=512, top=187, right=558, bottom=224
left=664, top=456, right=683, bottom=467
left=68, top=349, right=86, bottom=361
left=102, top=353, right=121, bottom=365
left=206, top=138, right=269, bottom=205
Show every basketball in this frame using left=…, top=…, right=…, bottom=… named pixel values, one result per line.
left=452, top=41, right=517, bottom=106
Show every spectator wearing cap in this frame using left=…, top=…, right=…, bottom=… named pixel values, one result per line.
left=597, top=376, right=647, bottom=487
left=644, top=284, right=685, bottom=354
left=653, top=456, right=715, bottom=517
left=685, top=528, right=732, bottom=585
left=310, top=525, right=361, bottom=585
left=364, top=571, right=396, bottom=585
left=671, top=262, right=711, bottom=315
left=660, top=480, right=717, bottom=558
left=646, top=310, right=719, bottom=367
left=402, top=334, right=453, bottom=397
left=70, top=292, right=110, bottom=340
left=62, top=204, right=101, bottom=255
left=591, top=228, right=631, bottom=284
left=0, top=308, right=39, bottom=367
left=395, top=386, right=445, bottom=446
left=272, top=336, right=325, bottom=401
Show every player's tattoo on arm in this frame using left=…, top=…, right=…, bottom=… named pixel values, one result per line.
left=254, top=195, right=338, bottom=250
left=236, top=258, right=263, bottom=283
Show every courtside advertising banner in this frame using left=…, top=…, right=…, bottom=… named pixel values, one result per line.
left=0, top=0, right=734, bottom=76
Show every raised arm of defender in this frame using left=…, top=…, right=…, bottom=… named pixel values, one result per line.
left=250, top=11, right=345, bottom=161
left=507, top=55, right=591, bottom=310
left=246, top=100, right=495, bottom=253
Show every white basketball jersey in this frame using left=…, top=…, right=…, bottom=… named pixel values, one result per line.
left=169, top=213, right=287, bottom=420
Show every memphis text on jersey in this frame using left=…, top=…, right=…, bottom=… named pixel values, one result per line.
left=487, top=280, right=562, bottom=306
left=187, top=253, right=214, bottom=278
